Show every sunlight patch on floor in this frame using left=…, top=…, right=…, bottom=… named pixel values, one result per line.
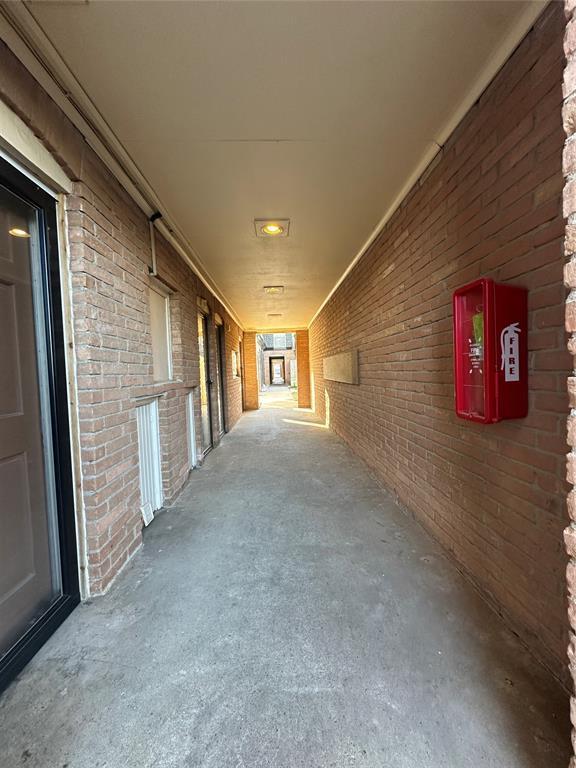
left=282, top=418, right=328, bottom=429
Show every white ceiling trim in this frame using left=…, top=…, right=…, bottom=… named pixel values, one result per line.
left=0, top=1, right=245, bottom=330
left=307, top=0, right=547, bottom=328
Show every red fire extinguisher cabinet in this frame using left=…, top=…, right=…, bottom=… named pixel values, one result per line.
left=453, top=278, right=528, bottom=423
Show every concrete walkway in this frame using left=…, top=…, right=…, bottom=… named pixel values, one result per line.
left=0, top=402, right=570, bottom=767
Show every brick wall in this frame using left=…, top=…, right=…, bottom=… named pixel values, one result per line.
left=242, top=332, right=260, bottom=409
left=223, top=320, right=244, bottom=429
left=563, top=0, right=576, bottom=758
left=296, top=330, right=312, bottom=408
left=309, top=3, right=569, bottom=682
left=0, top=40, right=244, bottom=595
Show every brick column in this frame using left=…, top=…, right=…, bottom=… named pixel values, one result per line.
left=564, top=4, right=576, bottom=764
left=242, top=331, right=260, bottom=410
left=296, top=330, right=311, bottom=408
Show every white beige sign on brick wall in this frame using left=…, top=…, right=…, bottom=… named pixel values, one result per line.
left=323, top=351, right=359, bottom=384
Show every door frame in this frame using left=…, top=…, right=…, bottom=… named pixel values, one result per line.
left=198, top=311, right=214, bottom=457
left=186, top=389, right=198, bottom=469
left=0, top=156, right=79, bottom=692
left=216, top=323, right=228, bottom=435
left=269, top=356, right=286, bottom=385
left=239, top=340, right=246, bottom=411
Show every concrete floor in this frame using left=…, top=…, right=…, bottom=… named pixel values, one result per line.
left=0, top=396, right=570, bottom=767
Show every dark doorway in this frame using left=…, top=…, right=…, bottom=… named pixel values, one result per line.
left=215, top=323, right=227, bottom=436
left=0, top=156, right=79, bottom=692
left=197, top=312, right=213, bottom=456
left=239, top=339, right=245, bottom=411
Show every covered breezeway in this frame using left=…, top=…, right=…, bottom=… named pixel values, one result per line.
left=0, top=1, right=575, bottom=765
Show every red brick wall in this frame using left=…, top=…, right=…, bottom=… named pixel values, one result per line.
left=296, top=330, right=312, bottom=408
left=223, top=321, right=244, bottom=429
left=0, top=39, right=243, bottom=595
left=563, top=0, right=576, bottom=755
left=310, top=3, right=569, bottom=682
left=242, top=332, right=260, bottom=409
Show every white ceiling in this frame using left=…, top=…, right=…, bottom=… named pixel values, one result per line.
left=25, top=0, right=545, bottom=330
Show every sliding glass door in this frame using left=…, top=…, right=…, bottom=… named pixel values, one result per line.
left=215, top=323, right=227, bottom=437
left=0, top=158, right=79, bottom=690
left=197, top=312, right=213, bottom=456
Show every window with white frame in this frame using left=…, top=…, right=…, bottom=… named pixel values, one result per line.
left=231, top=350, right=239, bottom=378
left=149, top=286, right=172, bottom=382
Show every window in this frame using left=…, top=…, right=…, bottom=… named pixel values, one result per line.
left=149, top=286, right=172, bottom=382
left=273, top=333, right=287, bottom=350
left=231, top=350, right=239, bottom=378
left=136, top=398, right=163, bottom=524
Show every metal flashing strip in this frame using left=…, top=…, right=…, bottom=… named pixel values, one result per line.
left=0, top=97, right=72, bottom=196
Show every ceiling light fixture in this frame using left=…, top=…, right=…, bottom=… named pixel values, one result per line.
left=254, top=218, right=290, bottom=238
left=263, top=223, right=283, bottom=235
left=264, top=285, right=284, bottom=294
left=267, top=313, right=283, bottom=317
left=9, top=227, right=31, bottom=238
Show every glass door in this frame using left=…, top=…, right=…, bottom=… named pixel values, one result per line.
left=239, top=340, right=245, bottom=410
left=215, top=323, right=227, bottom=437
left=0, top=158, right=79, bottom=691
left=197, top=312, right=213, bottom=456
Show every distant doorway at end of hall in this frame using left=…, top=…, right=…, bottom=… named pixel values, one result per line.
left=269, top=356, right=285, bottom=385
left=257, top=333, right=297, bottom=388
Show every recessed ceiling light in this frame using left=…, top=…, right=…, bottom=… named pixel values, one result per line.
left=264, top=285, right=284, bottom=294
left=262, top=223, right=283, bottom=235
left=254, top=218, right=290, bottom=238
left=9, top=227, right=31, bottom=238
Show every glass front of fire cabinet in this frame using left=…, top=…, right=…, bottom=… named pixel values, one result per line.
left=456, top=283, right=485, bottom=420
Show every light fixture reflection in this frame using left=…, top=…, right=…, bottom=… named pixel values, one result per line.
left=9, top=228, right=31, bottom=238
